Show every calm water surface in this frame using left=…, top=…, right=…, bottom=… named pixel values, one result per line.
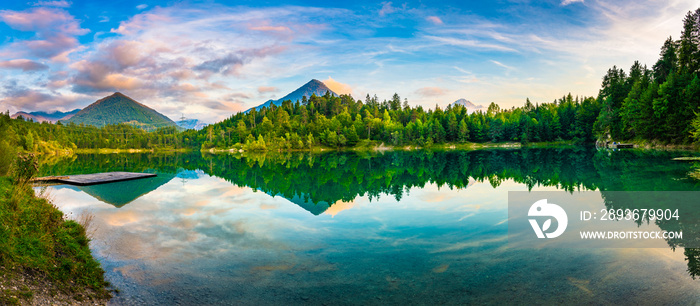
left=37, top=148, right=700, bottom=304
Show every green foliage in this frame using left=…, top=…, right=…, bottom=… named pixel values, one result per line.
left=0, top=176, right=110, bottom=300
left=594, top=7, right=700, bottom=144
left=65, top=92, right=176, bottom=130
left=11, top=153, right=38, bottom=186
left=191, top=91, right=599, bottom=150
left=0, top=140, right=15, bottom=177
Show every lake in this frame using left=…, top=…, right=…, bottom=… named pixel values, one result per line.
left=37, top=148, right=700, bottom=305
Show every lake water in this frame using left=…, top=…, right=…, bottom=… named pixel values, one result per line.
left=37, top=148, right=700, bottom=304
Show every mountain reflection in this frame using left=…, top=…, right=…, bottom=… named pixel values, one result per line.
left=39, top=147, right=700, bottom=280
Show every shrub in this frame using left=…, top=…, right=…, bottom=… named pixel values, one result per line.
left=11, top=153, right=38, bottom=186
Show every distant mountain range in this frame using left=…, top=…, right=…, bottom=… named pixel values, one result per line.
left=175, top=119, right=208, bottom=131
left=64, top=92, right=177, bottom=129
left=10, top=82, right=483, bottom=129
left=450, top=98, right=485, bottom=114
left=12, top=109, right=81, bottom=123
left=247, top=79, right=338, bottom=112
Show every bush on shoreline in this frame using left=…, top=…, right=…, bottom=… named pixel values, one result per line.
left=0, top=154, right=111, bottom=304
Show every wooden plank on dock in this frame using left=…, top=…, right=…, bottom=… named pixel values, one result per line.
left=33, top=172, right=157, bottom=186
left=31, top=176, right=69, bottom=182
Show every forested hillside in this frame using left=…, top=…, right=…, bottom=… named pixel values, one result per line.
left=65, top=92, right=176, bottom=130
left=594, top=8, right=700, bottom=144
left=195, top=92, right=599, bottom=150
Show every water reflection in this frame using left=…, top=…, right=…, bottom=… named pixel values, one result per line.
left=37, top=148, right=700, bottom=304
left=52, top=172, right=176, bottom=207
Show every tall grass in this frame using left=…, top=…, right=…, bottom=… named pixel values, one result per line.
left=0, top=153, right=110, bottom=302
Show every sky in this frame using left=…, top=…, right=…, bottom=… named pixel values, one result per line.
left=0, top=0, right=698, bottom=123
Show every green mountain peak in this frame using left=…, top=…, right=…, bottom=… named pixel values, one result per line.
left=65, top=92, right=176, bottom=130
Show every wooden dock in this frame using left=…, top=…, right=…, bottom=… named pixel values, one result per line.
left=33, top=172, right=157, bottom=186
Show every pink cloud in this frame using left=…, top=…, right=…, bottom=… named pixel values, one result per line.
left=246, top=21, right=297, bottom=41
left=426, top=16, right=443, bottom=25
left=257, top=86, right=278, bottom=94
left=0, top=59, right=48, bottom=71
left=170, top=83, right=199, bottom=92
left=32, top=1, right=72, bottom=8
left=47, top=79, right=68, bottom=89
left=322, top=77, right=353, bottom=95
left=227, top=92, right=252, bottom=99
left=415, top=87, right=448, bottom=97
left=0, top=7, right=87, bottom=35
left=70, top=59, right=143, bottom=92
left=203, top=100, right=245, bottom=113
left=104, top=40, right=152, bottom=69
left=379, top=2, right=397, bottom=16
left=250, top=25, right=291, bottom=32
left=111, top=12, right=171, bottom=35
left=0, top=7, right=88, bottom=61
left=23, top=34, right=79, bottom=58
left=0, top=86, right=84, bottom=112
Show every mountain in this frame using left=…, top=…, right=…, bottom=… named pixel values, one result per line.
left=246, top=79, right=338, bottom=112
left=55, top=170, right=176, bottom=207
left=176, top=119, right=208, bottom=131
left=450, top=98, right=485, bottom=114
left=268, top=192, right=331, bottom=215
left=12, top=109, right=80, bottom=123
left=64, top=92, right=176, bottom=129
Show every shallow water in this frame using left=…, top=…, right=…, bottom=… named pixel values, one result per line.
left=38, top=148, right=700, bottom=304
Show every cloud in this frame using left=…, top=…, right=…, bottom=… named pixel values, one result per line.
left=415, top=87, right=448, bottom=97
left=136, top=4, right=148, bottom=10
left=194, top=46, right=285, bottom=76
left=0, top=7, right=88, bottom=60
left=490, top=60, right=515, bottom=71
left=0, top=7, right=87, bottom=35
left=65, top=5, right=339, bottom=122
left=110, top=12, right=171, bottom=35
left=194, top=53, right=246, bottom=75
left=426, top=16, right=443, bottom=25
left=31, top=0, right=71, bottom=7
left=0, top=59, right=48, bottom=71
left=378, top=2, right=403, bottom=17
left=250, top=25, right=291, bottom=32
left=247, top=21, right=298, bottom=41
left=561, top=0, right=584, bottom=5
left=202, top=100, right=245, bottom=113
left=426, top=35, right=518, bottom=52
left=226, top=92, right=252, bottom=100
left=257, top=86, right=278, bottom=94
left=322, top=77, right=353, bottom=95
left=0, top=84, right=85, bottom=112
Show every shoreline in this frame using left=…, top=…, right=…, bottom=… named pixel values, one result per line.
left=202, top=141, right=577, bottom=154
left=0, top=175, right=112, bottom=305
left=73, top=148, right=191, bottom=154
left=34, top=140, right=700, bottom=156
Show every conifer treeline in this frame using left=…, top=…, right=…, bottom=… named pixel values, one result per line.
left=194, top=92, right=600, bottom=150
left=594, top=8, right=700, bottom=143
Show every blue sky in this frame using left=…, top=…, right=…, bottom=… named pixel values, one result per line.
left=0, top=0, right=697, bottom=123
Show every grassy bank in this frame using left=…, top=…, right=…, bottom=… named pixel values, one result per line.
left=0, top=155, right=111, bottom=305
